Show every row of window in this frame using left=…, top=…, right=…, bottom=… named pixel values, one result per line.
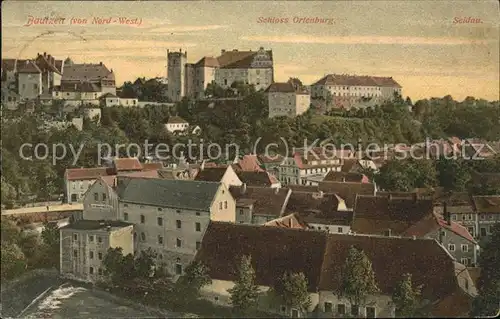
left=323, top=303, right=375, bottom=317
left=73, top=249, right=104, bottom=260
left=135, top=232, right=201, bottom=250
left=89, top=267, right=103, bottom=275
left=125, top=213, right=203, bottom=231
left=93, top=192, right=107, bottom=202
left=73, top=233, right=103, bottom=243
left=452, top=213, right=496, bottom=221
left=310, top=225, right=344, bottom=233
left=448, top=244, right=470, bottom=252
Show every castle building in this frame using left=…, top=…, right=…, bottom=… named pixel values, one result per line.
left=167, top=47, right=274, bottom=102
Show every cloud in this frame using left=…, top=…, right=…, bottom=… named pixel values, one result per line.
left=241, top=35, right=496, bottom=45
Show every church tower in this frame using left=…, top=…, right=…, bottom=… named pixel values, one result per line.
left=167, top=49, right=187, bottom=102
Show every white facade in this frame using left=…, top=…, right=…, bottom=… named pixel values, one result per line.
left=18, top=73, right=42, bottom=100
left=278, top=157, right=342, bottom=185
left=119, top=98, right=139, bottom=107
left=268, top=92, right=311, bottom=118
left=66, top=179, right=98, bottom=204
left=165, top=122, right=189, bottom=133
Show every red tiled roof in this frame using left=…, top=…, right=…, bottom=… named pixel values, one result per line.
left=472, top=195, right=500, bottom=213
left=142, top=162, right=163, bottom=170
left=403, top=213, right=476, bottom=243
left=257, top=154, right=285, bottom=164
left=195, top=56, right=219, bottom=68
left=312, top=74, right=401, bottom=88
left=62, top=63, right=115, bottom=82
left=65, top=167, right=109, bottom=181
left=216, top=49, right=273, bottom=69
left=113, top=158, right=143, bottom=171
left=237, top=155, right=264, bottom=172
left=264, top=213, right=309, bottom=230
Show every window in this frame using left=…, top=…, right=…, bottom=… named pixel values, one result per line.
left=141, top=232, right=146, bottom=241
left=33, top=83, right=38, bottom=90
left=102, top=193, right=106, bottom=201
left=157, top=217, right=163, bottom=226
left=324, top=302, right=332, bottom=312
left=338, top=227, right=343, bottom=233
left=158, top=235, right=164, bottom=244
left=337, top=304, right=346, bottom=315
left=176, top=210, right=181, bottom=214
left=158, top=208, right=162, bottom=212
left=240, top=209, right=244, bottom=215
left=124, top=204, right=128, bottom=207
left=196, top=241, right=201, bottom=250
left=452, top=214, right=457, bottom=221
left=224, top=201, right=227, bottom=209
left=448, top=244, right=455, bottom=252
left=124, top=213, right=129, bottom=221
left=175, top=262, right=183, bottom=275
left=140, top=205, right=144, bottom=209
left=219, top=202, right=222, bottom=210
left=196, top=212, right=200, bottom=216
left=195, top=222, right=201, bottom=232
left=89, top=267, right=94, bottom=274
left=462, top=244, right=469, bottom=252
left=481, top=228, right=487, bottom=236
left=176, top=238, right=182, bottom=247
left=73, top=250, right=77, bottom=257
left=73, top=234, right=78, bottom=241
left=351, top=305, right=359, bottom=316
left=89, top=235, right=94, bottom=242
left=280, top=306, right=287, bottom=313
left=140, top=215, right=145, bottom=224
left=176, top=220, right=182, bottom=229
left=98, top=268, right=103, bottom=275
left=468, top=227, right=474, bottom=236
left=98, top=236, right=102, bottom=243
left=489, top=215, right=493, bottom=220
left=89, top=251, right=94, bottom=259
left=366, top=306, right=376, bottom=318
left=480, top=214, right=485, bottom=220
left=94, top=192, right=98, bottom=201
left=461, top=258, right=469, bottom=266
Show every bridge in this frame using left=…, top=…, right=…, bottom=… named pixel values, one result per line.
left=2, top=204, right=83, bottom=224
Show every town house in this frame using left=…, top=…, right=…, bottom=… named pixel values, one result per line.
left=60, top=220, right=134, bottom=283
left=266, top=78, right=311, bottom=118
left=115, top=178, right=236, bottom=276
left=473, top=195, right=500, bottom=240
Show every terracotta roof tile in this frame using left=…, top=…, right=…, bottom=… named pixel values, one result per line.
left=142, top=162, right=163, bottom=170
left=65, top=167, right=109, bottom=181
left=237, top=155, right=264, bottom=172
left=264, top=213, right=309, bottom=230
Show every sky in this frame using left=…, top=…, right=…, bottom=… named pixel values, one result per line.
left=2, top=0, right=499, bottom=101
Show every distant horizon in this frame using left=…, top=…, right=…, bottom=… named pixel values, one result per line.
left=2, top=1, right=499, bottom=101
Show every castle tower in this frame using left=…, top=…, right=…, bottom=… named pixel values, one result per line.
left=167, top=49, right=187, bottom=102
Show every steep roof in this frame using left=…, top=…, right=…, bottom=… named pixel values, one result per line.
left=195, top=56, right=220, bottom=68
left=472, top=195, right=500, bottom=213
left=60, top=81, right=101, bottom=92
left=142, top=162, right=164, bottom=170
left=286, top=191, right=343, bottom=216
left=323, top=171, right=368, bottom=183
left=195, top=222, right=328, bottom=292
left=264, top=213, right=309, bottom=230
left=17, top=60, right=42, bottom=74
left=167, top=116, right=188, bottom=124
left=116, top=177, right=221, bottom=211
left=312, top=74, right=402, bottom=88
left=236, top=155, right=264, bottom=172
left=319, top=235, right=458, bottom=300
left=194, top=167, right=228, bottom=182
left=403, top=212, right=476, bottom=243
left=62, top=63, right=115, bottom=82
left=352, top=195, right=434, bottom=235
left=229, top=185, right=291, bottom=217
left=216, top=49, right=273, bottom=69
left=318, top=181, right=376, bottom=208
left=65, top=167, right=110, bottom=181
left=265, top=81, right=308, bottom=94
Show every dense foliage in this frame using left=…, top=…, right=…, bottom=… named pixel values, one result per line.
left=1, top=78, right=499, bottom=205
left=228, top=255, right=260, bottom=314
left=392, top=273, right=422, bottom=318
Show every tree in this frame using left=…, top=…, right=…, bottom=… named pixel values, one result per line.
left=472, top=223, right=500, bottom=317
left=133, top=248, right=156, bottom=278
left=336, top=246, right=380, bottom=306
left=1, top=217, right=21, bottom=244
left=40, top=221, right=61, bottom=269
left=228, top=255, right=260, bottom=314
left=274, top=271, right=311, bottom=316
left=436, top=158, right=471, bottom=192
left=1, top=243, right=27, bottom=280
left=392, top=273, right=422, bottom=318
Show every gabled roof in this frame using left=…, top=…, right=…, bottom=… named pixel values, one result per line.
left=195, top=222, right=328, bottom=292
left=62, top=63, right=115, bottom=82
left=113, top=158, right=143, bottom=171
left=167, top=116, right=188, bottom=124
left=323, top=171, right=369, bottom=183
left=116, top=177, right=221, bottom=211
left=403, top=212, right=476, bottom=243
left=236, top=171, right=277, bottom=187
left=17, top=60, right=42, bottom=74
left=319, top=181, right=376, bottom=208
left=229, top=185, right=291, bottom=217
left=100, top=92, right=118, bottom=99
left=312, top=74, right=402, bottom=88
left=65, top=167, right=109, bottom=181
left=236, top=155, right=264, bottom=172
left=195, top=56, right=220, bottom=68
left=264, top=213, right=309, bottom=230
left=265, top=81, right=308, bottom=94
left=319, top=235, right=458, bottom=300
left=196, top=222, right=463, bottom=303
left=352, top=195, right=435, bottom=235
left=286, top=191, right=344, bottom=216
left=216, top=49, right=273, bottom=69
left=194, top=167, right=228, bottom=182
left=61, top=81, right=101, bottom=92
left=472, top=195, right=500, bottom=213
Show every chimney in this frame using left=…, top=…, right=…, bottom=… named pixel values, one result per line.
left=444, top=202, right=451, bottom=225
left=200, top=160, right=206, bottom=171
left=388, top=194, right=392, bottom=201
left=106, top=225, right=111, bottom=232
left=413, top=192, right=418, bottom=203
left=100, top=62, right=103, bottom=66
left=221, top=49, right=226, bottom=54
left=412, top=235, right=416, bottom=240
left=179, top=48, right=182, bottom=52
left=241, top=183, right=247, bottom=194
left=342, top=177, right=346, bottom=182
left=44, top=52, right=47, bottom=57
